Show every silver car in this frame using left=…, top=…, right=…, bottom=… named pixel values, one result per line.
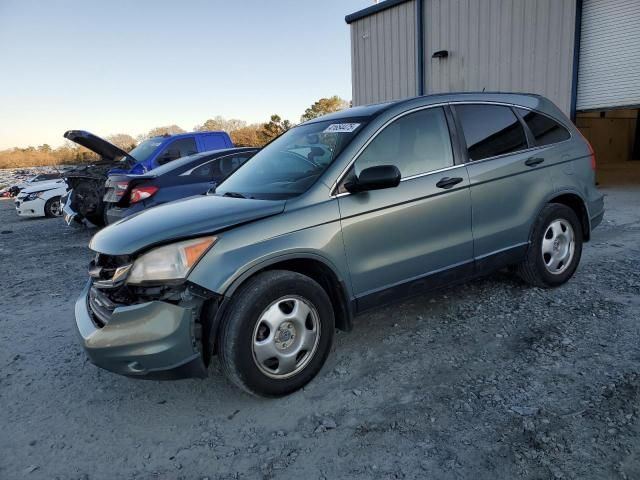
left=75, top=92, right=604, bottom=396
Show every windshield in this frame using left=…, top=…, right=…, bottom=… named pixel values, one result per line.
left=215, top=119, right=365, bottom=199
left=126, top=138, right=165, bottom=163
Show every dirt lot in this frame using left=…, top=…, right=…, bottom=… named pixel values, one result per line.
left=1, top=187, right=639, bottom=480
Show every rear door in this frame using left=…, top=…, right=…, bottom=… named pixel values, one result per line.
left=337, top=106, right=473, bottom=309
left=452, top=103, right=553, bottom=267
left=198, top=133, right=233, bottom=152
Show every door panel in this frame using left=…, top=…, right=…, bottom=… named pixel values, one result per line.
left=339, top=166, right=473, bottom=298
left=465, top=153, right=552, bottom=258
left=338, top=106, right=473, bottom=300
left=453, top=103, right=553, bottom=258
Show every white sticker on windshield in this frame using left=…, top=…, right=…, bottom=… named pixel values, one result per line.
left=323, top=123, right=361, bottom=133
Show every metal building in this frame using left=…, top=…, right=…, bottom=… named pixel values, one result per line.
left=346, top=0, right=640, bottom=183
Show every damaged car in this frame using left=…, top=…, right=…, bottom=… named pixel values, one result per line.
left=14, top=178, right=67, bottom=218
left=62, top=130, right=233, bottom=226
left=103, top=147, right=258, bottom=225
left=75, top=93, right=604, bottom=397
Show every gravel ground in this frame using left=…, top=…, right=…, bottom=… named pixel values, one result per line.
left=1, top=187, right=639, bottom=480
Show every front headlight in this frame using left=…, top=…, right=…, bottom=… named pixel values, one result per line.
left=24, top=192, right=39, bottom=201
left=126, top=236, right=217, bottom=284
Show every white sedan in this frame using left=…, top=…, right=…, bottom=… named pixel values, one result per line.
left=14, top=180, right=67, bottom=218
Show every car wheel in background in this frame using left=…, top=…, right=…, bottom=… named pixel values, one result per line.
left=518, top=203, right=583, bottom=288
left=217, top=270, right=335, bottom=397
left=44, top=196, right=63, bottom=218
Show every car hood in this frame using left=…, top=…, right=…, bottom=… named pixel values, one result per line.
left=20, top=180, right=66, bottom=194
left=64, top=130, right=132, bottom=162
left=90, top=195, right=286, bottom=255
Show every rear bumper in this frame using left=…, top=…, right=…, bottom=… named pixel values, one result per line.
left=104, top=203, right=144, bottom=225
left=74, top=282, right=207, bottom=379
left=62, top=191, right=85, bottom=226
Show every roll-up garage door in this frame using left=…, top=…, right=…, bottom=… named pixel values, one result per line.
left=576, top=0, right=640, bottom=111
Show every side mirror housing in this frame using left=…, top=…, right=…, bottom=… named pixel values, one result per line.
left=344, top=165, right=401, bottom=193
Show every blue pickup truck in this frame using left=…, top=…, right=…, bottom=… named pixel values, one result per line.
left=62, top=130, right=233, bottom=226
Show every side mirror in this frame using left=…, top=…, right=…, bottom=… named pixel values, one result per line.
left=344, top=165, right=401, bottom=193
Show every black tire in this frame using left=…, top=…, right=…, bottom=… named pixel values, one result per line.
left=44, top=196, right=62, bottom=218
left=217, top=270, right=335, bottom=397
left=517, top=203, right=583, bottom=288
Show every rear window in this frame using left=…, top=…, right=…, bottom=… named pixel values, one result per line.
left=516, top=108, right=571, bottom=146
left=456, top=104, right=528, bottom=161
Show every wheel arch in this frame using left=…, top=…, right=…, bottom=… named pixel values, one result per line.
left=546, top=190, right=591, bottom=241
left=202, top=253, right=354, bottom=360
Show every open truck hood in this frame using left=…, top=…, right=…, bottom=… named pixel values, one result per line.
left=64, top=130, right=132, bottom=162
left=89, top=194, right=286, bottom=255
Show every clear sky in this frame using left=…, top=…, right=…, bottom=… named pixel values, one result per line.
left=0, top=0, right=372, bottom=149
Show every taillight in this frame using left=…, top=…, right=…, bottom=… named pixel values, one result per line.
left=130, top=186, right=158, bottom=203
left=114, top=181, right=129, bottom=197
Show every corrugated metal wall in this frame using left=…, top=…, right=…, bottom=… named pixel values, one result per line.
left=350, top=0, right=417, bottom=106
left=577, top=0, right=640, bottom=111
left=423, top=0, right=577, bottom=115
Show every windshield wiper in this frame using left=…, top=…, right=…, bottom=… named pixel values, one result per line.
left=222, top=191, right=247, bottom=199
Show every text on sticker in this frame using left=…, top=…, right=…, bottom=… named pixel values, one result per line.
left=323, top=123, right=361, bottom=133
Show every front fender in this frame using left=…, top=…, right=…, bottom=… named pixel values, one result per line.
left=187, top=200, right=353, bottom=300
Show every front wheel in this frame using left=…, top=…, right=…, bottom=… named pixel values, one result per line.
left=217, top=270, right=334, bottom=397
left=517, top=203, right=583, bottom=288
left=44, top=196, right=63, bottom=218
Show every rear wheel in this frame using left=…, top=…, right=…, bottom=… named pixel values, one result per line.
left=518, top=203, right=583, bottom=287
left=44, top=196, right=62, bottom=218
left=217, top=270, right=334, bottom=397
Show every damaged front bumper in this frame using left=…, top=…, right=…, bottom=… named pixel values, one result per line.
left=75, top=281, right=213, bottom=379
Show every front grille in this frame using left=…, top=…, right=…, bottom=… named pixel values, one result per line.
left=87, top=253, right=135, bottom=327
left=88, top=286, right=120, bottom=327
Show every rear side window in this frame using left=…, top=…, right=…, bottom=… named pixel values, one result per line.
left=189, top=153, right=254, bottom=182
left=354, top=107, right=454, bottom=178
left=516, top=108, right=571, bottom=146
left=456, top=105, right=528, bottom=161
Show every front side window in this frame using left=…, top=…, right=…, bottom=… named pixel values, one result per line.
left=215, top=120, right=365, bottom=200
left=456, top=105, right=528, bottom=161
left=353, top=107, right=454, bottom=178
left=157, top=138, right=198, bottom=165
left=516, top=108, right=571, bottom=147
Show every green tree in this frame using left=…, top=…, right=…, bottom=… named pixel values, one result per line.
left=259, top=115, right=293, bottom=143
left=300, top=95, right=349, bottom=123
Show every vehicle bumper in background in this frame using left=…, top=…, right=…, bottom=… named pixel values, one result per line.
left=104, top=203, right=144, bottom=225
left=74, top=282, right=208, bottom=379
left=15, top=198, right=45, bottom=217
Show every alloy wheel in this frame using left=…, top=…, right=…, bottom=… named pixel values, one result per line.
left=251, top=296, right=321, bottom=379
left=541, top=219, right=575, bottom=275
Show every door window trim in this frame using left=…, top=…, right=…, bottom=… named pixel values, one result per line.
left=449, top=101, right=574, bottom=165
left=331, top=102, right=457, bottom=197
left=180, top=150, right=257, bottom=176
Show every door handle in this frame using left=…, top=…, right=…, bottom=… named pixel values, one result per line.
left=436, top=177, right=464, bottom=189
left=525, top=157, right=544, bottom=167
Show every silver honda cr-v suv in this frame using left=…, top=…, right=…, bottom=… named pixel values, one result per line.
left=75, top=93, right=604, bottom=396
